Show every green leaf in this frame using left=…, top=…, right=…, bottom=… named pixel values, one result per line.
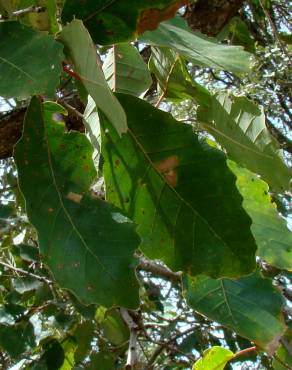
left=149, top=46, right=211, bottom=105
left=0, top=322, right=36, bottom=358
left=0, top=21, right=63, bottom=98
left=14, top=97, right=140, bottom=308
left=17, top=243, right=40, bottom=262
left=193, top=346, right=234, bottom=370
left=61, top=0, right=186, bottom=45
left=184, top=272, right=286, bottom=351
left=13, top=277, right=43, bottom=294
left=0, top=204, right=14, bottom=219
left=86, top=352, right=116, bottom=370
left=198, top=93, right=291, bottom=192
left=101, top=93, right=257, bottom=278
left=217, top=17, right=255, bottom=53
left=60, top=337, right=76, bottom=370
left=59, top=19, right=127, bottom=136
left=0, top=304, right=26, bottom=325
left=103, top=44, right=152, bottom=96
left=229, top=161, right=292, bottom=271
left=74, top=321, right=95, bottom=362
left=272, top=335, right=292, bottom=370
left=140, top=18, right=251, bottom=75
left=100, top=308, right=129, bottom=346
left=37, top=339, right=65, bottom=370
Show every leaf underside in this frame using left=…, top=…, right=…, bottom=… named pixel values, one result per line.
left=60, top=19, right=127, bottom=136
left=185, top=272, right=286, bottom=350
left=141, top=18, right=251, bottom=75
left=198, top=93, right=291, bottom=192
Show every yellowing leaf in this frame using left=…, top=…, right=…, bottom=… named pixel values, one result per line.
left=193, top=346, right=234, bottom=370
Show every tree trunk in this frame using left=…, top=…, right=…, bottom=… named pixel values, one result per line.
left=184, top=0, right=245, bottom=36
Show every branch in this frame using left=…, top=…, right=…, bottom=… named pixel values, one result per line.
left=0, top=97, right=85, bottom=159
left=120, top=308, right=139, bottom=369
left=266, top=118, right=292, bottom=154
left=258, top=0, right=289, bottom=58
left=0, top=108, right=26, bottom=159
left=137, top=256, right=182, bottom=283
left=12, top=6, right=46, bottom=17
left=184, top=0, right=245, bottom=36
left=146, top=325, right=197, bottom=368
left=0, top=260, right=53, bottom=285
left=233, top=346, right=257, bottom=359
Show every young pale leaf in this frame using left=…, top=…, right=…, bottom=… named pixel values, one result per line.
left=184, top=272, right=286, bottom=351
left=101, top=94, right=257, bottom=278
left=103, top=44, right=152, bottom=96
left=141, top=18, right=251, bottom=75
left=14, top=97, right=140, bottom=308
left=61, top=0, right=187, bottom=44
left=59, top=19, right=127, bottom=136
left=198, top=93, right=291, bottom=192
left=0, top=21, right=63, bottom=98
left=193, top=346, right=234, bottom=370
left=229, top=161, right=292, bottom=271
left=149, top=46, right=211, bottom=106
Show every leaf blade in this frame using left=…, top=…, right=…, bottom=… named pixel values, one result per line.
left=141, top=18, right=251, bottom=75
left=103, top=44, right=152, bottom=96
left=184, top=272, right=286, bottom=351
left=101, top=94, right=257, bottom=278
left=0, top=21, right=63, bottom=98
left=198, top=93, right=291, bottom=192
left=59, top=19, right=127, bottom=135
left=14, top=97, right=139, bottom=308
left=229, top=161, right=292, bottom=271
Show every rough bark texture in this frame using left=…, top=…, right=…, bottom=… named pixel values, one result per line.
left=0, top=98, right=84, bottom=159
left=184, top=0, right=245, bottom=36
left=0, top=109, right=25, bottom=159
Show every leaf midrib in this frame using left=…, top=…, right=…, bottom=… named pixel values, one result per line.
left=42, top=112, right=117, bottom=281
left=128, top=128, right=230, bottom=250
left=0, top=55, right=36, bottom=83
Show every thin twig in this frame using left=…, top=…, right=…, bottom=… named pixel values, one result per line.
left=0, top=185, right=17, bottom=194
left=146, top=325, right=197, bottom=368
left=63, top=65, right=81, bottom=81
left=0, top=260, right=53, bottom=285
left=12, top=6, right=46, bottom=17
left=233, top=346, right=257, bottom=358
left=258, top=0, right=289, bottom=58
left=120, top=308, right=139, bottom=369
left=155, top=92, right=166, bottom=108
left=60, top=101, right=84, bottom=120
left=138, top=256, right=182, bottom=283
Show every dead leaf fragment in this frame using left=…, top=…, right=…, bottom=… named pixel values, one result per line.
left=67, top=191, right=83, bottom=203
left=155, top=155, right=179, bottom=187
left=137, top=0, right=189, bottom=34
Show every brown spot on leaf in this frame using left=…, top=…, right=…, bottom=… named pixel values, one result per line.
left=67, top=191, right=83, bottom=203
left=266, top=333, right=284, bottom=355
left=155, top=155, right=179, bottom=187
left=137, top=0, right=189, bottom=34
left=48, top=207, right=54, bottom=213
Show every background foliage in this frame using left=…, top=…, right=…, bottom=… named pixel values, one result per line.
left=0, top=0, right=291, bottom=369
